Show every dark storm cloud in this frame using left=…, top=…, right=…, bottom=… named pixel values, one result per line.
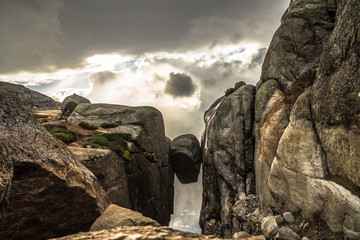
left=165, top=73, right=196, bottom=97
left=0, top=0, right=289, bottom=74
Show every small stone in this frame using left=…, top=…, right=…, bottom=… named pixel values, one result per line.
left=283, top=212, right=295, bottom=223
left=252, top=208, right=260, bottom=217
left=275, top=215, right=285, bottom=224
left=233, top=231, right=251, bottom=240
left=301, top=237, right=310, bottom=240
left=261, top=216, right=279, bottom=239
left=275, top=226, right=300, bottom=240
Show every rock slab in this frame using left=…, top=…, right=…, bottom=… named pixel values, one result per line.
left=0, top=81, right=59, bottom=110
left=68, top=103, right=174, bottom=225
left=90, top=204, right=160, bottom=231
left=0, top=94, right=110, bottom=240
left=52, top=226, right=223, bottom=240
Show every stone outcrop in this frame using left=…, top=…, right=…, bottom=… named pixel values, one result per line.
left=200, top=84, right=256, bottom=238
left=0, top=141, right=12, bottom=212
left=52, top=226, right=222, bottom=240
left=0, top=81, right=59, bottom=110
left=70, top=147, right=131, bottom=208
left=90, top=204, right=160, bottom=231
left=60, top=94, right=90, bottom=117
left=0, top=94, right=110, bottom=239
left=254, top=0, right=360, bottom=238
left=254, top=0, right=336, bottom=207
left=170, top=134, right=202, bottom=184
left=68, top=103, right=174, bottom=225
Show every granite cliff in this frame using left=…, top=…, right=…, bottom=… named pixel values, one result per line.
left=201, top=0, right=360, bottom=239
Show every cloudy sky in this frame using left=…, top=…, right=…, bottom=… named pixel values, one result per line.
left=0, top=0, right=289, bottom=139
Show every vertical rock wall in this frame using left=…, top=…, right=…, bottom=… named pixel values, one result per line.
left=200, top=85, right=256, bottom=238
left=254, top=0, right=336, bottom=206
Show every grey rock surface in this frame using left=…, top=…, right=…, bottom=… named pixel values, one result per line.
left=70, top=147, right=131, bottom=208
left=90, top=204, right=160, bottom=231
left=200, top=84, right=256, bottom=237
left=0, top=81, right=59, bottom=110
left=275, top=226, right=300, bottom=240
left=60, top=94, right=90, bottom=117
left=283, top=212, right=294, bottom=223
left=0, top=141, right=12, bottom=212
left=255, top=0, right=360, bottom=238
left=254, top=0, right=336, bottom=207
left=260, top=216, right=279, bottom=239
left=68, top=103, right=174, bottom=225
left=170, top=134, right=201, bottom=183
left=0, top=94, right=110, bottom=239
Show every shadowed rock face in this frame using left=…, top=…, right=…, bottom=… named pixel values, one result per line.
left=200, top=84, right=256, bottom=238
left=0, top=141, right=12, bottom=212
left=255, top=0, right=360, bottom=238
left=70, top=148, right=131, bottom=209
left=0, top=94, right=110, bottom=240
left=68, top=103, right=174, bottom=225
left=170, top=134, right=202, bottom=184
left=52, top=226, right=223, bottom=240
left=0, top=81, right=59, bottom=110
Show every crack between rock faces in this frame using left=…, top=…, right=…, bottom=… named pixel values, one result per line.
left=307, top=89, right=330, bottom=177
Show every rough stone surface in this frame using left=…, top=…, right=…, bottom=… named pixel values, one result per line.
left=0, top=94, right=110, bottom=240
left=0, top=81, right=59, bottom=110
left=70, top=147, right=131, bottom=208
left=232, top=195, right=261, bottom=235
left=283, top=212, right=295, bottom=223
left=68, top=103, right=173, bottom=225
left=275, top=226, right=300, bottom=240
left=52, top=226, right=223, bottom=240
left=200, top=84, right=256, bottom=238
left=254, top=0, right=336, bottom=207
left=60, top=94, right=90, bottom=117
left=260, top=216, right=279, bottom=239
left=254, top=0, right=360, bottom=238
left=0, top=141, right=12, bottom=212
left=170, top=134, right=201, bottom=184
left=90, top=204, right=160, bottom=231
left=232, top=231, right=251, bottom=239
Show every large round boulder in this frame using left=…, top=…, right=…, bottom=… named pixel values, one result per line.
left=60, top=94, right=90, bottom=117
left=170, top=134, right=201, bottom=184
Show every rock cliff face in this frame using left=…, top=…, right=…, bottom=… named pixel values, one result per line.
left=0, top=94, right=110, bottom=239
left=68, top=103, right=174, bottom=225
left=201, top=0, right=360, bottom=238
left=254, top=0, right=336, bottom=207
left=0, top=81, right=59, bottom=110
left=200, top=84, right=256, bottom=238
left=255, top=0, right=360, bottom=238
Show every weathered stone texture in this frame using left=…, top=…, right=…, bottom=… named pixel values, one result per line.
left=200, top=85, right=256, bottom=238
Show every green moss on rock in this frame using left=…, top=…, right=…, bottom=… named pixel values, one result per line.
left=44, top=124, right=78, bottom=144
left=87, top=133, right=131, bottom=161
left=79, top=121, right=98, bottom=130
